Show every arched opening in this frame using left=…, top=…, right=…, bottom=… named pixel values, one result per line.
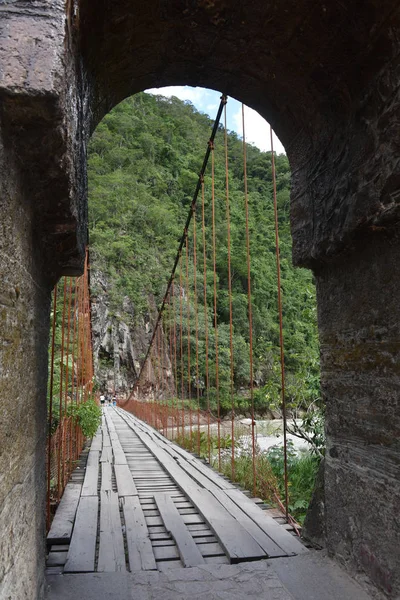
left=83, top=87, right=321, bottom=529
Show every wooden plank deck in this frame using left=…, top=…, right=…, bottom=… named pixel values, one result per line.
left=47, top=483, right=82, bottom=547
left=64, top=496, right=99, bottom=573
left=98, top=490, right=126, bottom=572
left=48, top=406, right=306, bottom=575
left=81, top=449, right=99, bottom=497
left=118, top=408, right=306, bottom=557
left=154, top=493, right=205, bottom=567
left=122, top=495, right=157, bottom=571
left=116, top=410, right=296, bottom=562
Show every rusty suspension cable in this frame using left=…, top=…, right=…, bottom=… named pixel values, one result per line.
left=242, top=104, right=257, bottom=497
left=270, top=126, right=289, bottom=521
left=192, top=208, right=201, bottom=455
left=185, top=235, right=192, bottom=445
left=46, top=284, right=58, bottom=530
left=179, top=253, right=185, bottom=439
left=210, top=141, right=221, bottom=471
left=134, top=96, right=227, bottom=387
left=57, top=278, right=68, bottom=502
left=224, top=102, right=236, bottom=480
left=201, top=176, right=211, bottom=463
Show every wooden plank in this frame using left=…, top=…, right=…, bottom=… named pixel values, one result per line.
left=146, top=513, right=204, bottom=527
left=50, top=544, right=69, bottom=552
left=112, top=440, right=128, bottom=465
left=102, top=428, right=111, bottom=448
left=98, top=490, right=126, bottom=572
left=153, top=545, right=180, bottom=561
left=198, top=542, right=225, bottom=556
left=186, top=524, right=209, bottom=532
left=81, top=450, right=99, bottom=497
left=122, top=495, right=157, bottom=571
left=46, top=566, right=64, bottom=575
left=208, top=487, right=285, bottom=558
left=152, top=539, right=176, bottom=547
left=101, top=462, right=112, bottom=492
left=190, top=535, right=217, bottom=543
left=154, top=494, right=205, bottom=567
left=90, top=430, right=103, bottom=451
left=47, top=552, right=68, bottom=566
left=205, top=555, right=229, bottom=565
left=114, top=464, right=138, bottom=497
left=105, top=418, right=116, bottom=433
left=225, top=488, right=308, bottom=556
left=47, top=483, right=81, bottom=546
left=100, top=446, right=113, bottom=463
left=118, top=414, right=267, bottom=563
left=64, top=496, right=98, bottom=572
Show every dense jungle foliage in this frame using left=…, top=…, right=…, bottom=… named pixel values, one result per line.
left=88, top=92, right=321, bottom=423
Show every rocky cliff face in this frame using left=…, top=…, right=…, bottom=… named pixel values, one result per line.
left=90, top=270, right=154, bottom=395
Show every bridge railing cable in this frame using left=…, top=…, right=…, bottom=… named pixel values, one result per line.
left=46, top=250, right=95, bottom=531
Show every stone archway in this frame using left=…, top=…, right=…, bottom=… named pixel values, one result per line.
left=0, top=1, right=399, bottom=597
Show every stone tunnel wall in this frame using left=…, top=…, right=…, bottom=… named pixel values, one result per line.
left=0, top=2, right=86, bottom=598
left=0, top=120, right=50, bottom=598
left=317, top=233, right=400, bottom=597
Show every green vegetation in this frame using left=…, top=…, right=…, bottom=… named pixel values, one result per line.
left=88, top=92, right=321, bottom=425
left=47, top=280, right=76, bottom=433
left=67, top=398, right=102, bottom=439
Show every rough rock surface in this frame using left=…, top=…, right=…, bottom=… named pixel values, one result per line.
left=0, top=120, right=49, bottom=598
left=317, top=234, right=400, bottom=598
left=90, top=270, right=175, bottom=399
left=302, top=458, right=325, bottom=549
left=91, top=270, right=148, bottom=394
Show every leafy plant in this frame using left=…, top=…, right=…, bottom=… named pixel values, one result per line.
left=67, top=398, right=102, bottom=438
left=265, top=441, right=321, bottom=523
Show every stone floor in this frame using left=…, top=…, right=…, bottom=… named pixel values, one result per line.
left=46, top=551, right=374, bottom=600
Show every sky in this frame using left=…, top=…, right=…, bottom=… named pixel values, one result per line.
left=146, top=86, right=286, bottom=155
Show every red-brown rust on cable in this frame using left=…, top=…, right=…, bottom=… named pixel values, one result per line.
left=270, top=126, right=289, bottom=521
left=211, top=142, right=221, bottom=471
left=201, top=176, right=211, bottom=464
left=63, top=278, right=73, bottom=488
left=172, top=279, right=179, bottom=436
left=46, top=284, right=58, bottom=531
left=270, top=127, right=289, bottom=518
left=192, top=207, right=201, bottom=455
left=57, top=278, right=68, bottom=502
left=168, top=290, right=173, bottom=440
left=224, top=102, right=236, bottom=481
left=70, top=279, right=78, bottom=462
left=185, top=234, right=193, bottom=447
left=242, top=104, right=257, bottom=497
left=179, top=252, right=185, bottom=440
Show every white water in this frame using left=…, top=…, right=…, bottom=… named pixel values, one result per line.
left=173, top=418, right=311, bottom=454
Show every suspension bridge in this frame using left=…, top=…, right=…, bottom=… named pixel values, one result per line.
left=44, top=98, right=372, bottom=599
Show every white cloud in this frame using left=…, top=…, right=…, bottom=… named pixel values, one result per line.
left=146, top=86, right=286, bottom=154
left=232, top=105, right=285, bottom=154
left=146, top=86, right=208, bottom=105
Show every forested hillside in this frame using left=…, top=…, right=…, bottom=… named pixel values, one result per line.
left=88, top=92, right=320, bottom=415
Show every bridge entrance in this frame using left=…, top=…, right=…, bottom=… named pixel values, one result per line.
left=0, top=2, right=399, bottom=598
